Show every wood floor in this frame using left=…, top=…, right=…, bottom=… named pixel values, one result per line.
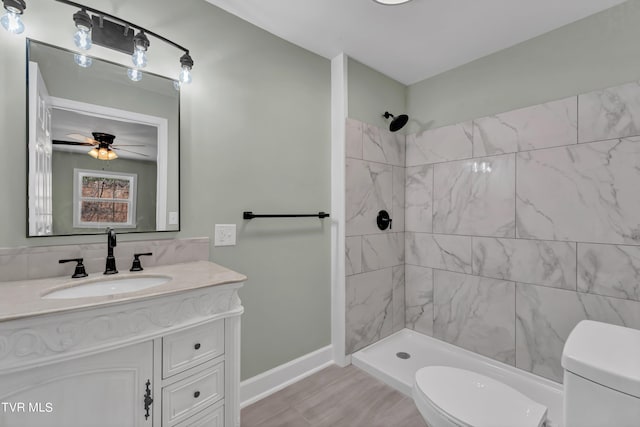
left=241, top=364, right=428, bottom=427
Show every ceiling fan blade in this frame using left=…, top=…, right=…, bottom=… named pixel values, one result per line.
left=52, top=140, right=95, bottom=146
left=112, top=147, right=151, bottom=157
left=112, top=144, right=146, bottom=147
left=66, top=133, right=99, bottom=144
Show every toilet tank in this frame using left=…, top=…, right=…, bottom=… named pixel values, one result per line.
left=562, top=320, right=640, bottom=427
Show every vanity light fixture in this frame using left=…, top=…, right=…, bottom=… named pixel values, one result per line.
left=73, top=52, right=92, bottom=68
left=1, top=0, right=26, bottom=35
left=54, top=0, right=194, bottom=87
left=178, top=52, right=193, bottom=84
left=131, top=30, right=149, bottom=68
left=127, top=68, right=142, bottom=82
left=72, top=8, right=92, bottom=50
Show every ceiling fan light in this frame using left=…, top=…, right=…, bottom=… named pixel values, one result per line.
left=88, top=147, right=99, bottom=159
left=107, top=150, right=118, bottom=160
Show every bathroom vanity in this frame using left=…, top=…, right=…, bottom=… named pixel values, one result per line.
left=0, top=261, right=246, bottom=427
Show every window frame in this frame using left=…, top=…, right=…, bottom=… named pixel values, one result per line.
left=72, top=168, right=138, bottom=229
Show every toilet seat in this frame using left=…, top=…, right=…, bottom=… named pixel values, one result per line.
left=413, top=366, right=547, bottom=427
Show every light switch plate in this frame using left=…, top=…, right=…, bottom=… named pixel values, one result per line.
left=214, top=224, right=236, bottom=246
left=169, top=211, right=179, bottom=225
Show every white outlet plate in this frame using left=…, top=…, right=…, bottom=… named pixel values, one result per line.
left=214, top=224, right=236, bottom=246
left=169, top=211, right=179, bottom=225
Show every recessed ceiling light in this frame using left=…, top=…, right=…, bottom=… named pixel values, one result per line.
left=373, top=0, right=413, bottom=5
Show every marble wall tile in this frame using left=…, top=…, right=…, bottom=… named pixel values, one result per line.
left=405, top=265, right=433, bottom=336
left=392, top=265, right=405, bottom=333
left=406, top=122, right=473, bottom=167
left=346, top=118, right=363, bottom=159
left=472, top=237, right=576, bottom=290
left=516, top=138, right=640, bottom=244
left=346, top=236, right=362, bottom=276
left=0, top=238, right=210, bottom=281
left=472, top=97, right=577, bottom=156
left=578, top=243, right=640, bottom=301
left=346, top=158, right=393, bottom=236
left=434, top=270, right=516, bottom=364
left=362, top=233, right=404, bottom=272
left=392, top=166, right=405, bottom=232
left=433, top=154, right=516, bottom=237
left=363, top=123, right=405, bottom=167
left=578, top=81, right=640, bottom=144
left=516, top=284, right=640, bottom=382
left=405, top=233, right=471, bottom=274
left=149, top=238, right=209, bottom=266
left=346, top=268, right=393, bottom=354
left=405, top=164, right=433, bottom=232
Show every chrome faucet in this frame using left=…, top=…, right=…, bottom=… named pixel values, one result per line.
left=104, top=227, right=118, bottom=275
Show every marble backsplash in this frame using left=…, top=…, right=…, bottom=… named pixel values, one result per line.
left=0, top=237, right=210, bottom=282
left=345, top=119, right=406, bottom=354
left=404, top=79, right=640, bottom=383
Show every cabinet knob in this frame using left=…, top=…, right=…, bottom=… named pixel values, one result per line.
left=194, top=391, right=200, bottom=398
left=194, top=343, right=201, bottom=350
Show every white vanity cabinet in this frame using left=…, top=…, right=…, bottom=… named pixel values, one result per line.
left=0, top=270, right=244, bottom=427
left=0, top=340, right=153, bottom=427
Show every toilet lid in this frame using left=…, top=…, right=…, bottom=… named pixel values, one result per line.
left=414, top=366, right=547, bottom=427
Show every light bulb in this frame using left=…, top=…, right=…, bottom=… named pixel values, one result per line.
left=127, top=68, right=142, bottom=82
left=179, top=66, right=192, bottom=84
left=73, top=28, right=91, bottom=50
left=88, top=147, right=99, bottom=159
left=132, top=49, right=147, bottom=68
left=1, top=10, right=24, bottom=34
left=74, top=53, right=92, bottom=68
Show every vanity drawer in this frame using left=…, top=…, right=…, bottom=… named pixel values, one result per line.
left=162, top=361, right=225, bottom=426
left=173, top=400, right=224, bottom=427
left=163, top=320, right=224, bottom=378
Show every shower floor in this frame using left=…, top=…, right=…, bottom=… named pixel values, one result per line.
left=352, top=328, right=564, bottom=427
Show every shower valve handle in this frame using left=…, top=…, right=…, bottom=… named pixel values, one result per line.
left=377, top=210, right=392, bottom=231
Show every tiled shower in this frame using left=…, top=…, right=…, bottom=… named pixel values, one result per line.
left=346, top=79, right=640, bottom=383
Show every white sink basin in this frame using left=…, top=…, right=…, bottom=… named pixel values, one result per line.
left=43, top=275, right=172, bottom=299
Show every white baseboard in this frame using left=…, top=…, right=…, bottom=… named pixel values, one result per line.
left=240, top=345, right=334, bottom=408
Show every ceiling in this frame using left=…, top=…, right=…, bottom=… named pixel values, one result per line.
left=204, top=0, right=627, bottom=85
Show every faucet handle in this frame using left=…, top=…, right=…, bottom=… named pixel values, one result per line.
left=59, top=258, right=88, bottom=278
left=130, top=253, right=153, bottom=272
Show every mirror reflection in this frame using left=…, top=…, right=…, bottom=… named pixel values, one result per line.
left=27, top=39, right=180, bottom=237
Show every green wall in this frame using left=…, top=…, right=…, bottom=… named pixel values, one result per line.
left=347, top=57, right=406, bottom=129
left=52, top=151, right=157, bottom=235
left=407, top=0, right=640, bottom=131
left=0, top=0, right=331, bottom=380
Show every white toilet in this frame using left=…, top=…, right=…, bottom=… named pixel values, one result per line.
left=562, top=320, right=640, bottom=427
left=413, top=320, right=640, bottom=427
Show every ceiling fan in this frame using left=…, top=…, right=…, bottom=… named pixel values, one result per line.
left=52, top=132, right=150, bottom=161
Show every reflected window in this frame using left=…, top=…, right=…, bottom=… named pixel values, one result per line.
left=73, top=169, right=137, bottom=228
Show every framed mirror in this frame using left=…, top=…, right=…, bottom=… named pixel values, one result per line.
left=26, top=39, right=180, bottom=237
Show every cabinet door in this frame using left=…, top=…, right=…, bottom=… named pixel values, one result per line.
left=0, top=341, right=153, bottom=427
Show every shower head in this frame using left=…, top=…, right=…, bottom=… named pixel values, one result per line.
left=383, top=111, right=409, bottom=132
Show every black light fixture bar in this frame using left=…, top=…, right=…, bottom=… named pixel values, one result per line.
left=53, top=0, right=189, bottom=54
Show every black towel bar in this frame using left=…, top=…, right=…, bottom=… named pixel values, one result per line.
left=243, top=211, right=330, bottom=220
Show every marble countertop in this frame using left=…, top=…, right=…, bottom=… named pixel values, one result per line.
left=0, top=261, right=247, bottom=323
